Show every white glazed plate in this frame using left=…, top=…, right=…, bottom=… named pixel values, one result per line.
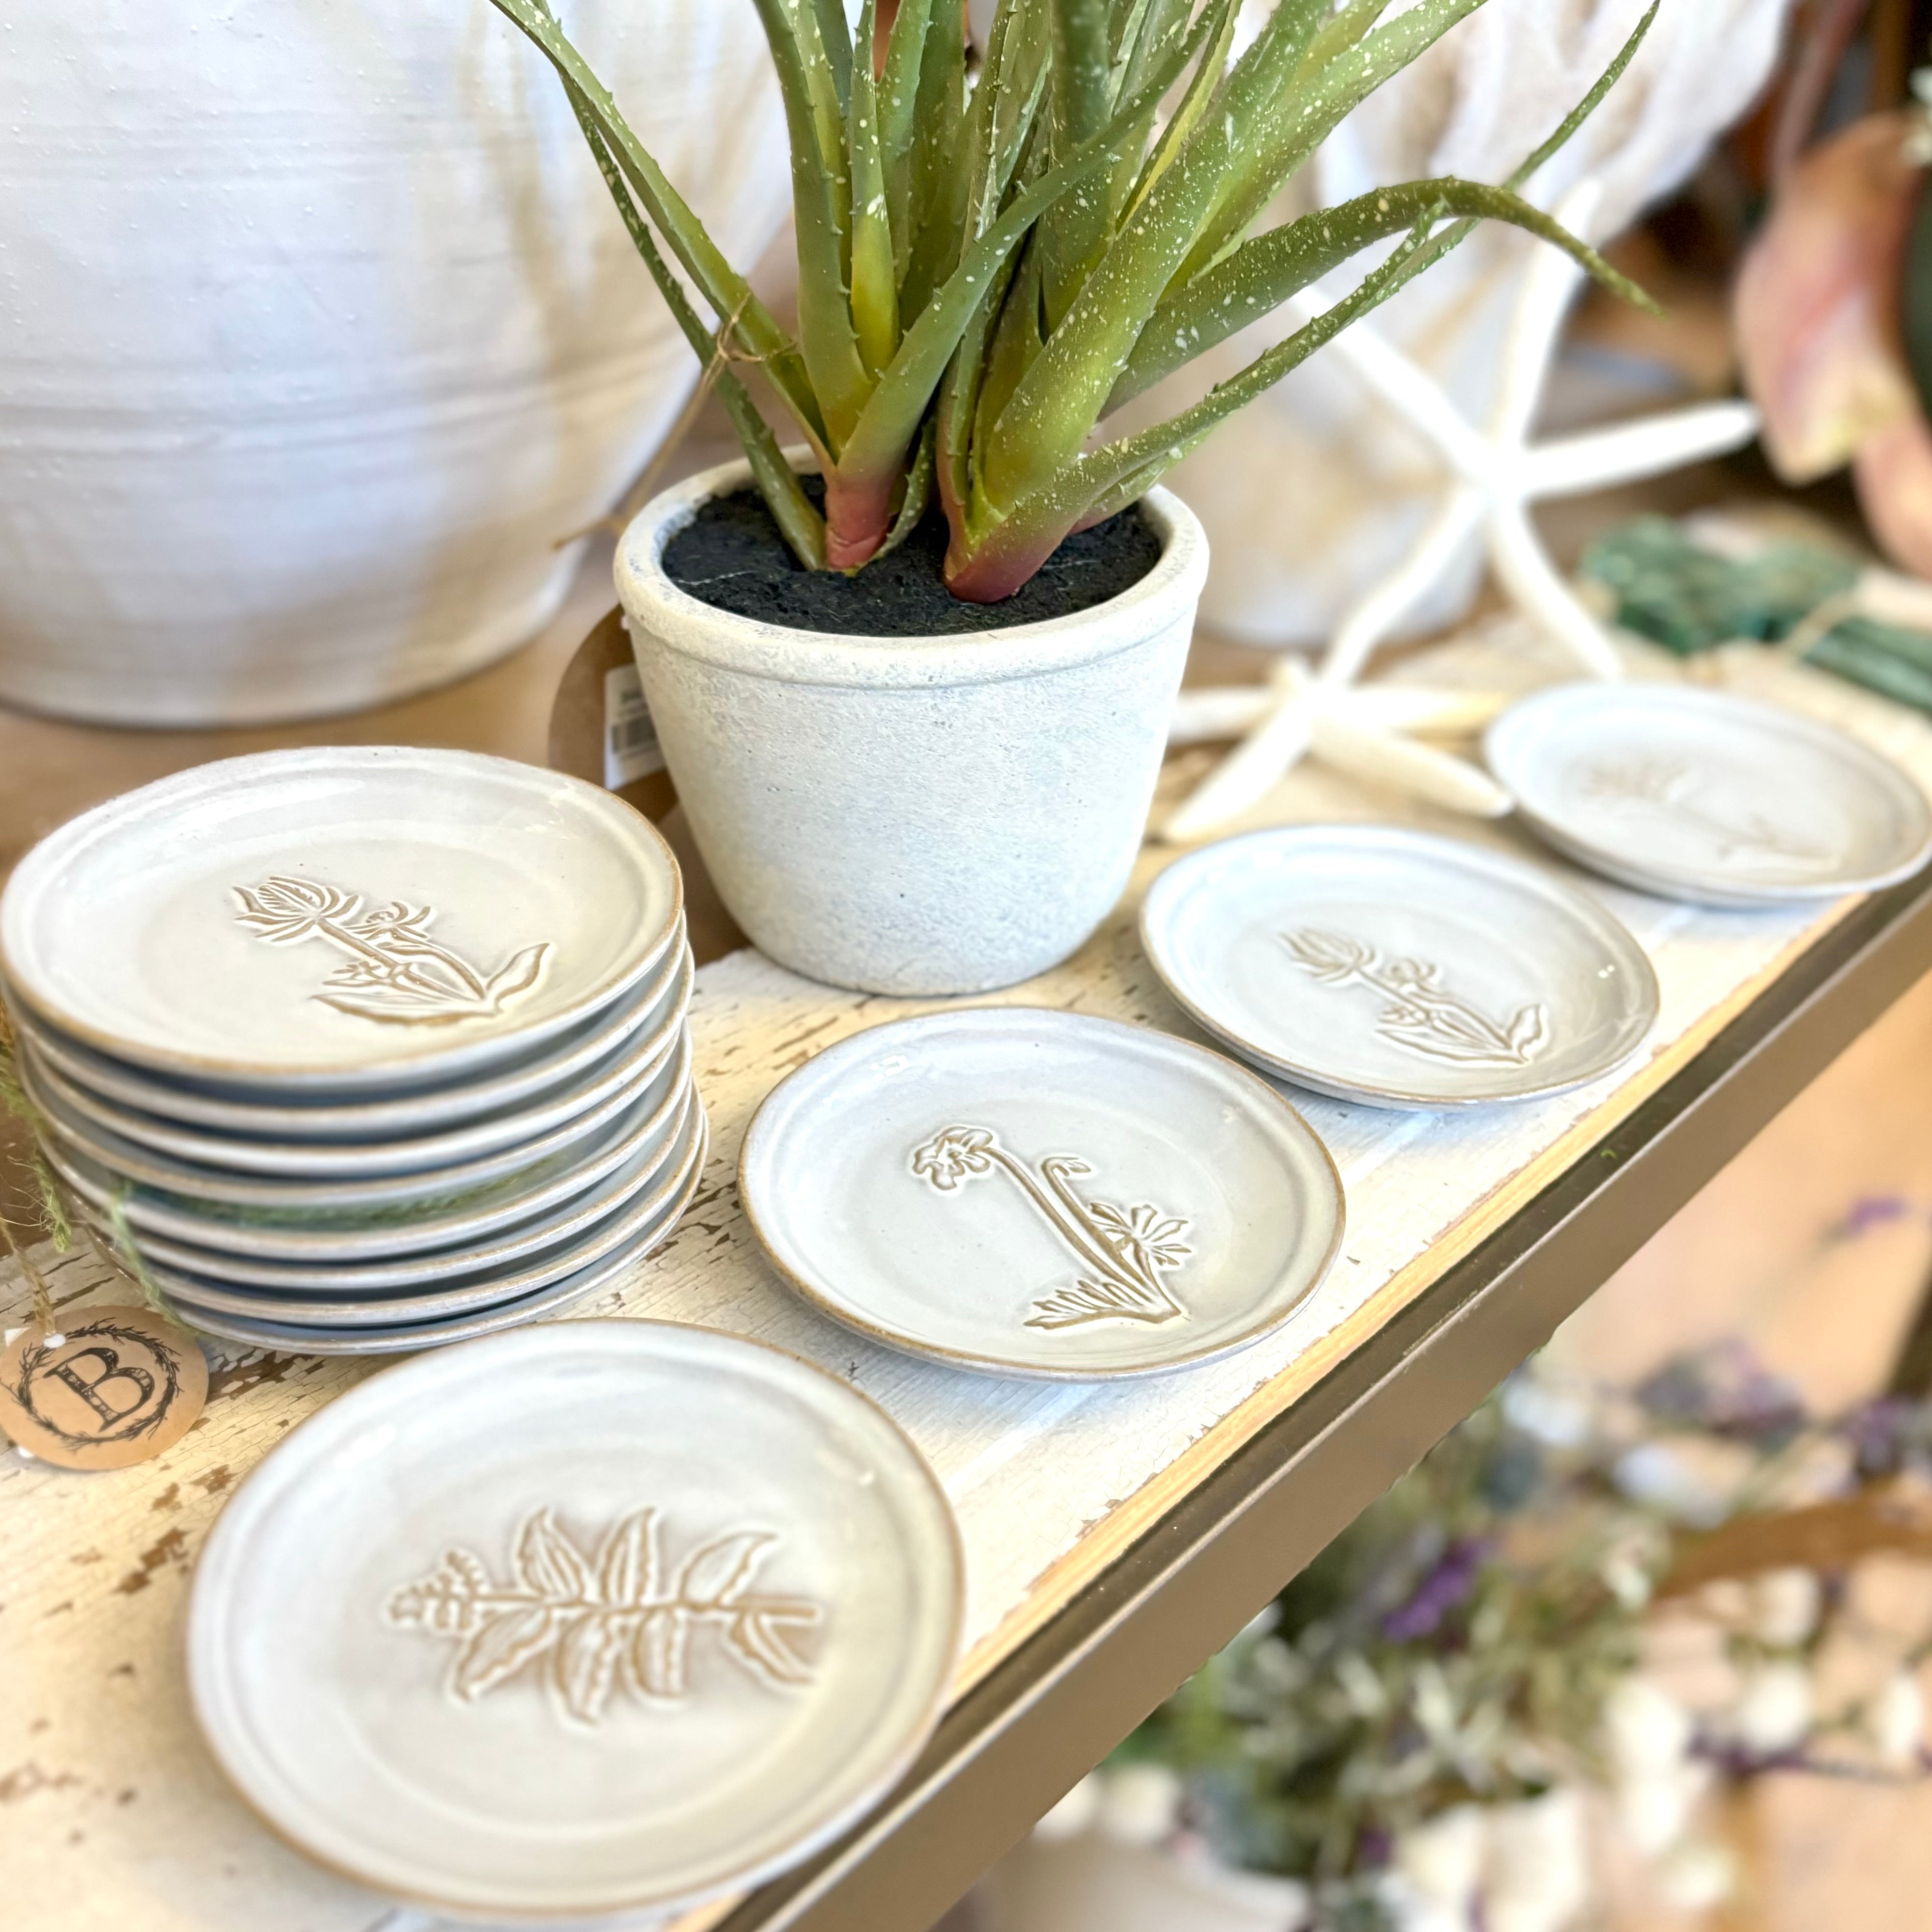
left=171, top=1113, right=708, bottom=1356
left=1139, top=825, right=1660, bottom=1109
left=18, top=1032, right=673, bottom=1214
left=1485, top=682, right=1932, bottom=905
left=154, top=1092, right=703, bottom=1328
left=97, top=1055, right=695, bottom=1294
left=187, top=1319, right=961, bottom=1920
left=739, top=1008, right=1345, bottom=1378
left=3, top=928, right=689, bottom=1141
left=0, top=746, right=683, bottom=1087
left=21, top=947, right=692, bottom=1179
left=37, top=1032, right=692, bottom=1263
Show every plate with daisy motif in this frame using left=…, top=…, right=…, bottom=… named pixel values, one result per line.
left=739, top=1008, right=1343, bottom=1379
left=1140, top=825, right=1658, bottom=1109
left=187, top=1321, right=962, bottom=1917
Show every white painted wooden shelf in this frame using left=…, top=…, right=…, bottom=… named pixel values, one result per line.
left=6, top=633, right=1932, bottom=1932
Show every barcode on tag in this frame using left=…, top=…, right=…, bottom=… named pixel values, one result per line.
left=603, top=662, right=666, bottom=790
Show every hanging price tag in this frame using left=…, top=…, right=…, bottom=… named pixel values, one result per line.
left=0, top=1307, right=207, bottom=1471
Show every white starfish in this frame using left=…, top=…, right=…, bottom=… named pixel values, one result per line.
left=1164, top=182, right=1762, bottom=840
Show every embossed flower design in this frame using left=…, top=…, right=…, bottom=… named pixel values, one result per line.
left=909, top=1126, right=997, bottom=1191
left=1087, top=1201, right=1192, bottom=1278
left=231, top=875, right=363, bottom=944
left=384, top=1506, right=820, bottom=1726
left=1281, top=928, right=1375, bottom=984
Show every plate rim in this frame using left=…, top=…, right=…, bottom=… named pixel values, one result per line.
left=19, top=946, right=694, bottom=1180
left=1138, top=821, right=1662, bottom=1110
left=738, top=1005, right=1347, bottom=1380
left=1484, top=680, right=1932, bottom=903
left=3, top=926, right=691, bottom=1138
left=169, top=1108, right=710, bottom=1354
left=185, top=1314, right=966, bottom=1918
left=0, top=746, right=685, bottom=1089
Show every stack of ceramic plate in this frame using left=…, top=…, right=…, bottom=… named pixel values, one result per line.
left=0, top=747, right=704, bottom=1355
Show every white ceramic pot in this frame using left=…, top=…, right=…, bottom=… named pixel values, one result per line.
left=0, top=2, right=791, bottom=726
left=614, top=460, right=1208, bottom=996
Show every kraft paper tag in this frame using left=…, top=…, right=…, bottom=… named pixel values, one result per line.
left=0, top=1307, right=208, bottom=1470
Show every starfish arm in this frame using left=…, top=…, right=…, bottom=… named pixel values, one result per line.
left=1486, top=497, right=1624, bottom=679
left=1163, top=667, right=1318, bottom=842
left=1167, top=687, right=1277, bottom=745
left=1319, top=483, right=1486, bottom=687
left=1307, top=710, right=1514, bottom=817
left=1330, top=685, right=1514, bottom=733
left=1520, top=401, right=1762, bottom=501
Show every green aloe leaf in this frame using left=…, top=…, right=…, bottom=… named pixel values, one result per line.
left=842, top=0, right=1215, bottom=492
left=880, top=0, right=934, bottom=275
left=848, top=0, right=899, bottom=376
left=751, top=0, right=870, bottom=447
left=1109, top=177, right=1656, bottom=412
left=1037, top=0, right=1114, bottom=327
left=900, top=0, right=969, bottom=320
left=558, top=74, right=826, bottom=567
left=484, top=0, right=823, bottom=441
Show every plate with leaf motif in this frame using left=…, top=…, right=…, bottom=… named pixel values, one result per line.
left=739, top=1008, right=1344, bottom=1379
left=1140, top=825, right=1659, bottom=1109
left=0, top=746, right=682, bottom=1089
left=187, top=1320, right=962, bottom=1917
left=1485, top=682, right=1932, bottom=905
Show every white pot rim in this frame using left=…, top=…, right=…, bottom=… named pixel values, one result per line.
left=614, top=455, right=1207, bottom=691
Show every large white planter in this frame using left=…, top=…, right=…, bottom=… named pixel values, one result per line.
left=614, top=460, right=1208, bottom=996
left=0, top=2, right=791, bottom=726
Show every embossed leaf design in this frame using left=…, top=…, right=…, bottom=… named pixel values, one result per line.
left=1088, top=1201, right=1192, bottom=1275
left=384, top=1506, right=821, bottom=1727
left=517, top=1508, right=593, bottom=1601
left=1507, top=1003, right=1550, bottom=1059
left=454, top=1605, right=561, bottom=1702
left=597, top=1507, right=661, bottom=1608
left=677, top=1530, right=776, bottom=1608
left=484, top=944, right=552, bottom=1008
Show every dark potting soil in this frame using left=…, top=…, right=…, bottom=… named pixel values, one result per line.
left=660, top=475, right=1163, bottom=637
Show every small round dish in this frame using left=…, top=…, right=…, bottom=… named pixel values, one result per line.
left=19, top=947, right=691, bottom=1179
left=1485, top=682, right=1932, bottom=905
left=171, top=1116, right=708, bottom=1356
left=1139, top=825, right=1660, bottom=1109
left=102, top=1052, right=693, bottom=1293
left=739, top=1008, right=1344, bottom=1379
left=18, top=1037, right=672, bottom=1214
left=0, top=746, right=683, bottom=1089
left=4, top=928, right=690, bottom=1140
left=187, top=1318, right=962, bottom=1919
left=153, top=1092, right=703, bottom=1329
left=37, top=1033, right=692, bottom=1262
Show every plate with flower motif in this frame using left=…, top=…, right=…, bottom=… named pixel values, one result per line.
left=0, top=746, right=682, bottom=1089
left=739, top=1008, right=1343, bottom=1379
left=1140, top=825, right=1658, bottom=1109
left=1485, top=682, right=1932, bottom=905
left=187, top=1320, right=962, bottom=1916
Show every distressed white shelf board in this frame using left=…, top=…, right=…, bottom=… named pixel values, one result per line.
left=5, top=636, right=1932, bottom=1932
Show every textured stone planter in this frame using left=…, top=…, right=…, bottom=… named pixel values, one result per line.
left=614, top=460, right=1207, bottom=996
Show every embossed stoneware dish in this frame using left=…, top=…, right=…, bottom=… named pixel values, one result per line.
left=3, top=926, right=689, bottom=1140
left=157, top=1096, right=705, bottom=1335
left=1139, top=825, right=1660, bottom=1109
left=109, top=1049, right=695, bottom=1293
left=187, top=1320, right=962, bottom=1914
left=169, top=1115, right=707, bottom=1355
left=17, top=947, right=692, bottom=1179
left=739, top=1008, right=1344, bottom=1378
left=1485, top=683, right=1932, bottom=906
left=37, top=1037, right=693, bottom=1264
left=0, top=746, right=683, bottom=1089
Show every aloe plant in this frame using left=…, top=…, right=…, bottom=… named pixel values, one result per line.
left=488, top=0, right=1657, bottom=601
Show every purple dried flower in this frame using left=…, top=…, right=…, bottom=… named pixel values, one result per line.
left=1830, top=1195, right=1914, bottom=1241
left=1381, top=1539, right=1492, bottom=1644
